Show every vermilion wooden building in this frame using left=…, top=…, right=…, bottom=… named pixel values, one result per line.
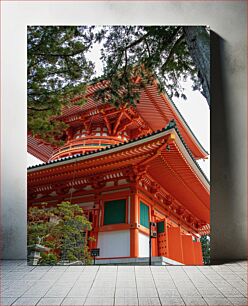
left=28, top=80, right=210, bottom=265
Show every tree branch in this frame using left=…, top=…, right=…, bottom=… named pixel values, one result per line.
left=161, top=33, right=185, bottom=72
left=28, top=106, right=52, bottom=111
left=30, top=47, right=88, bottom=58
left=123, top=32, right=149, bottom=50
left=144, top=38, right=151, bottom=58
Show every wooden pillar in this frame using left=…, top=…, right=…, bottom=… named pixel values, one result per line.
left=165, top=218, right=169, bottom=258
left=167, top=226, right=184, bottom=263
left=89, top=196, right=100, bottom=249
left=179, top=225, right=184, bottom=263
left=193, top=241, right=204, bottom=265
left=151, top=213, right=158, bottom=257
left=130, top=190, right=139, bottom=258
left=181, top=235, right=196, bottom=265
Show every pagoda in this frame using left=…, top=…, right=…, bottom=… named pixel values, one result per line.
left=27, top=79, right=210, bottom=265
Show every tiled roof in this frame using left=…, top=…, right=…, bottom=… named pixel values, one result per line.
left=27, top=120, right=209, bottom=185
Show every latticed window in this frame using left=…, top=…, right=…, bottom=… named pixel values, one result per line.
left=140, top=202, right=149, bottom=228
left=103, top=199, right=126, bottom=225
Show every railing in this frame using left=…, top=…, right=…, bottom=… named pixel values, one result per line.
left=50, top=136, right=125, bottom=161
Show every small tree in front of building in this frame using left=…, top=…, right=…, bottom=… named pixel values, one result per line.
left=28, top=201, right=94, bottom=265
left=200, top=234, right=210, bottom=265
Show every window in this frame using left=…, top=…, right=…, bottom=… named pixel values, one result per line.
left=104, top=199, right=126, bottom=225
left=157, top=221, right=165, bottom=233
left=140, top=202, right=149, bottom=228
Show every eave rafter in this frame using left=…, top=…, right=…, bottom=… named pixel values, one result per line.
left=29, top=165, right=134, bottom=200
left=124, top=108, right=152, bottom=135
left=28, top=136, right=168, bottom=183
left=157, top=141, right=209, bottom=209
left=145, top=86, right=169, bottom=123
left=28, top=151, right=153, bottom=187
left=138, top=173, right=208, bottom=234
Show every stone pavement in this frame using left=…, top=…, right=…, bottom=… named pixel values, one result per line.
left=0, top=260, right=247, bottom=306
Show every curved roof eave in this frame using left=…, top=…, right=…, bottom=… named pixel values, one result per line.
left=153, top=78, right=209, bottom=158
left=28, top=124, right=210, bottom=190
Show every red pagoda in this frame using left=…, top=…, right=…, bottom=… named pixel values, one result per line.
left=27, top=79, right=210, bottom=265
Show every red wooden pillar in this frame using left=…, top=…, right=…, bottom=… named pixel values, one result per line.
left=167, top=226, right=184, bottom=263
left=181, top=235, right=196, bottom=265
left=89, top=197, right=100, bottom=249
left=165, top=218, right=169, bottom=258
left=193, top=241, right=203, bottom=265
left=130, top=190, right=139, bottom=258
left=89, top=209, right=99, bottom=249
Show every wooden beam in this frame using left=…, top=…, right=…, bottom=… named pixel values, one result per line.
left=113, top=111, right=124, bottom=135
left=101, top=111, right=112, bottom=135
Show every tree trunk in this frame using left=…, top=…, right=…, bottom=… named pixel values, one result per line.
left=183, top=26, right=210, bottom=107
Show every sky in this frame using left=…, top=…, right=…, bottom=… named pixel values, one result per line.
left=27, top=38, right=210, bottom=179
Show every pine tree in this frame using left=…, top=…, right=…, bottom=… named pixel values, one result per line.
left=28, top=201, right=93, bottom=265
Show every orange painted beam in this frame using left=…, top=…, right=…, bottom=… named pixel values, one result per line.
left=113, top=111, right=124, bottom=135
left=102, top=112, right=112, bottom=135
left=98, top=223, right=130, bottom=232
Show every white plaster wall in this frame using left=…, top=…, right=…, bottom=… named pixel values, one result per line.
left=97, top=230, right=130, bottom=258
left=138, top=232, right=149, bottom=257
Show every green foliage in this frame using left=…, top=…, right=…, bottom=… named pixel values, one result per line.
left=27, top=201, right=94, bottom=265
left=200, top=235, right=210, bottom=265
left=28, top=203, right=54, bottom=245
left=28, top=26, right=209, bottom=142
left=27, top=26, right=94, bottom=144
left=95, top=26, right=204, bottom=104
left=39, top=252, right=58, bottom=265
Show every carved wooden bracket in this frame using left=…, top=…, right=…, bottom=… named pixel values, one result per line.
left=164, top=195, right=174, bottom=206
left=54, top=184, right=70, bottom=195
left=88, top=175, right=106, bottom=189
left=150, top=182, right=160, bottom=194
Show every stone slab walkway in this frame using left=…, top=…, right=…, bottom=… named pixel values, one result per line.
left=0, top=260, right=247, bottom=305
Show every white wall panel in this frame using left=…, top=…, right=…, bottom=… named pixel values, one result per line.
left=97, top=230, right=130, bottom=258
left=138, top=232, right=149, bottom=257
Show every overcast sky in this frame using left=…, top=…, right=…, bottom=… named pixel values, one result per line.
left=27, top=40, right=210, bottom=179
